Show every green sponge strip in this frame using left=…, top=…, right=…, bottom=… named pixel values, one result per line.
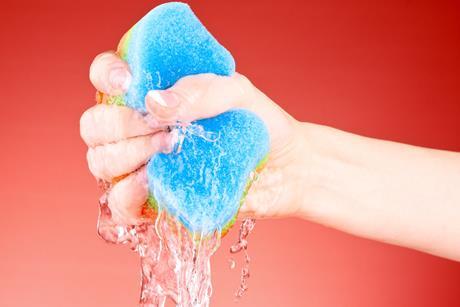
left=118, top=29, right=133, bottom=61
left=106, top=95, right=126, bottom=106
left=147, top=194, right=159, bottom=213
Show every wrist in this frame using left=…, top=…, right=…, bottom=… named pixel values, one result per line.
left=292, top=123, right=382, bottom=234
left=290, top=122, right=353, bottom=223
left=289, top=121, right=321, bottom=220
left=271, top=120, right=319, bottom=219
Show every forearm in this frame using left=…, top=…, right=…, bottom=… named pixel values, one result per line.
left=295, top=122, right=460, bottom=261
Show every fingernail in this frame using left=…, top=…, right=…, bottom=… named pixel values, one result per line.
left=109, top=68, right=131, bottom=92
left=147, top=90, right=180, bottom=109
left=161, top=132, right=175, bottom=154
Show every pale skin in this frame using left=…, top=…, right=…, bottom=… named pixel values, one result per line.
left=81, top=51, right=460, bottom=261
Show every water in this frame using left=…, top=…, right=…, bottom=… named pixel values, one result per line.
left=229, top=218, right=256, bottom=299
left=94, top=120, right=258, bottom=306
left=97, top=187, right=254, bottom=306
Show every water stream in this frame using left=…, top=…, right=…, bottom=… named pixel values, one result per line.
left=97, top=190, right=254, bottom=306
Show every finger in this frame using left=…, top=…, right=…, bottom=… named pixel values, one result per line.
left=144, top=72, right=294, bottom=159
left=87, top=131, right=172, bottom=181
left=80, top=104, right=159, bottom=147
left=89, top=51, right=131, bottom=96
left=145, top=73, right=256, bottom=124
left=108, top=166, right=148, bottom=225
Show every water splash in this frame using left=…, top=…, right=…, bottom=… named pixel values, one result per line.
left=96, top=149, right=259, bottom=306
left=171, top=123, right=220, bottom=154
left=97, top=189, right=220, bottom=307
left=229, top=218, right=256, bottom=298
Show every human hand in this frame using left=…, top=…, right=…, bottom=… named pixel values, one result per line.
left=80, top=51, right=306, bottom=224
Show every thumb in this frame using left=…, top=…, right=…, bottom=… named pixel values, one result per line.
left=144, top=73, right=258, bottom=124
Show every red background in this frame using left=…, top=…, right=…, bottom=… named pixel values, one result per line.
left=1, top=0, right=459, bottom=306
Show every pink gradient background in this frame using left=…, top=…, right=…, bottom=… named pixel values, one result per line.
left=1, top=0, right=460, bottom=306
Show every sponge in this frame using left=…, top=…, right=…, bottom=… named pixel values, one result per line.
left=110, top=2, right=270, bottom=235
left=148, top=110, right=269, bottom=234
left=114, top=2, right=235, bottom=112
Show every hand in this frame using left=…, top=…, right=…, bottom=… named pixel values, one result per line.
left=81, top=51, right=305, bottom=224
left=82, top=51, right=460, bottom=261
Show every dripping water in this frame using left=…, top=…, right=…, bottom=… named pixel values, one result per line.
left=95, top=123, right=258, bottom=306
left=97, top=190, right=221, bottom=307
left=229, top=218, right=256, bottom=299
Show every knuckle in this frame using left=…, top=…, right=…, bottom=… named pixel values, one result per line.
left=80, top=107, right=96, bottom=145
left=234, top=73, right=254, bottom=95
left=90, top=53, right=110, bottom=78
left=234, top=73, right=253, bottom=88
left=79, top=109, right=91, bottom=130
left=86, top=148, right=102, bottom=178
left=233, top=73, right=260, bottom=108
left=93, top=51, right=116, bottom=65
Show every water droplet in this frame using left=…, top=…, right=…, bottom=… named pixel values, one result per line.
left=229, top=258, right=236, bottom=269
left=229, top=218, right=256, bottom=299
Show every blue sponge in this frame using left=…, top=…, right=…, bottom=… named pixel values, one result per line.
left=110, top=2, right=270, bottom=235
left=119, top=2, right=235, bottom=112
left=148, top=110, right=269, bottom=234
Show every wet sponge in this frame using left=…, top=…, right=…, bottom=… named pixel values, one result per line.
left=113, top=2, right=270, bottom=234
left=117, top=2, right=235, bottom=112
left=148, top=110, right=269, bottom=234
